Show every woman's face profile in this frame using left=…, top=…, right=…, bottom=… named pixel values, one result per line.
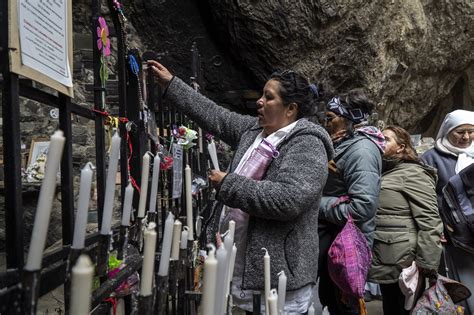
left=447, top=124, right=474, bottom=148
left=256, top=79, right=294, bottom=135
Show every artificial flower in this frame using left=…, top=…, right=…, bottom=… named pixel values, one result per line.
left=160, top=155, right=174, bottom=170
left=96, top=17, right=111, bottom=56
left=176, top=125, right=198, bottom=150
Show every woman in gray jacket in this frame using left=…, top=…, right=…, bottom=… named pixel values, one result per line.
left=148, top=61, right=334, bottom=314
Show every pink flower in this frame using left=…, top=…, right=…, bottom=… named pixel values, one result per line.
left=160, top=156, right=174, bottom=170
left=96, top=17, right=110, bottom=56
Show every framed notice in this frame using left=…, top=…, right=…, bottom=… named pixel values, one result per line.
left=8, top=0, right=73, bottom=97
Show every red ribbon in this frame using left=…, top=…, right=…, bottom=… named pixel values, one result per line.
left=104, top=297, right=117, bottom=315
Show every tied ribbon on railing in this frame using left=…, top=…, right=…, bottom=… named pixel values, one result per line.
left=104, top=297, right=117, bottom=315
left=91, top=109, right=140, bottom=193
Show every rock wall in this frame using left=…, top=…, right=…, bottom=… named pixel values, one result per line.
left=201, top=0, right=474, bottom=134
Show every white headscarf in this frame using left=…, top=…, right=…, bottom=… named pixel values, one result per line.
left=435, top=109, right=474, bottom=173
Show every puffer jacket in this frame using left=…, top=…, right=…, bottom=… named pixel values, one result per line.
left=166, top=77, right=335, bottom=291
left=318, top=131, right=383, bottom=248
left=368, top=160, right=443, bottom=283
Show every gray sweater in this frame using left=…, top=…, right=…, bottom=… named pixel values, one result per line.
left=166, top=77, right=334, bottom=291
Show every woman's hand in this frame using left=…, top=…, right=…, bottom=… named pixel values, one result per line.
left=208, top=169, right=227, bottom=188
left=147, top=60, right=173, bottom=88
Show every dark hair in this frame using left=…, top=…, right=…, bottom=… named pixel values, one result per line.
left=340, top=88, right=375, bottom=116
left=270, top=70, right=321, bottom=119
left=384, top=125, right=419, bottom=161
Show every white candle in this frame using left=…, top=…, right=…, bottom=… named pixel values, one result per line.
left=308, top=302, right=315, bottom=315
left=201, top=245, right=218, bottom=315
left=140, top=222, right=157, bottom=296
left=184, top=165, right=194, bottom=240
left=170, top=219, right=182, bottom=260
left=116, top=298, right=125, bottom=315
left=116, top=298, right=126, bottom=315
left=71, top=162, right=94, bottom=249
left=263, top=248, right=271, bottom=313
left=223, top=227, right=235, bottom=311
left=137, top=153, right=151, bottom=218
left=207, top=140, right=220, bottom=171
left=198, top=127, right=204, bottom=153
left=25, top=130, right=65, bottom=270
left=121, top=183, right=133, bottom=226
left=277, top=270, right=287, bottom=314
left=268, top=289, right=278, bottom=315
left=224, top=243, right=237, bottom=311
left=70, top=255, right=94, bottom=315
left=228, top=220, right=235, bottom=241
left=100, top=131, right=121, bottom=235
left=214, top=244, right=229, bottom=315
left=180, top=226, right=189, bottom=249
left=228, top=244, right=237, bottom=284
left=148, top=154, right=160, bottom=214
left=158, top=212, right=174, bottom=276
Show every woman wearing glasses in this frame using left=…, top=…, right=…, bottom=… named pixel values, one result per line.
left=148, top=61, right=334, bottom=314
left=318, top=90, right=385, bottom=314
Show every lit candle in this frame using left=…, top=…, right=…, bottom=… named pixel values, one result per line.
left=170, top=219, right=182, bottom=260
left=201, top=245, right=218, bottom=315
left=207, top=140, right=220, bottom=171
left=180, top=226, right=189, bottom=249
left=277, top=270, right=287, bottom=314
left=100, top=131, right=121, bottom=235
left=140, top=222, right=157, bottom=296
left=25, top=130, right=65, bottom=270
left=267, top=289, right=278, bottom=315
left=137, top=153, right=151, bottom=218
left=158, top=212, right=174, bottom=276
left=148, top=154, right=161, bottom=214
left=184, top=165, right=194, bottom=240
left=214, top=243, right=228, bottom=315
left=263, top=248, right=271, bottom=313
left=121, top=183, right=133, bottom=226
left=71, top=162, right=94, bottom=250
left=70, top=255, right=94, bottom=315
left=308, top=302, right=315, bottom=315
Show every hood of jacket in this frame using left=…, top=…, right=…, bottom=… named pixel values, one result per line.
left=382, top=157, right=438, bottom=182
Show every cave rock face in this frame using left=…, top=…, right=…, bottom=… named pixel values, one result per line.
left=204, top=0, right=474, bottom=132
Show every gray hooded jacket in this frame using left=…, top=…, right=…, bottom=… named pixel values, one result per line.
left=166, top=77, right=334, bottom=291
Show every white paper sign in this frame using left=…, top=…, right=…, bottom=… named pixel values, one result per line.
left=18, top=0, right=72, bottom=87
left=172, top=143, right=183, bottom=199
